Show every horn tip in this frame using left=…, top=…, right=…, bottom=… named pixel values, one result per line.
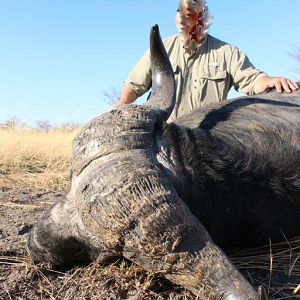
left=151, top=24, right=159, bottom=36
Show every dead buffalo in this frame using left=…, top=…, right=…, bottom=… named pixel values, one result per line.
left=27, top=25, right=300, bottom=299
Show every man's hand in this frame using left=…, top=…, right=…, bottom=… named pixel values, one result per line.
left=254, top=75, right=299, bottom=94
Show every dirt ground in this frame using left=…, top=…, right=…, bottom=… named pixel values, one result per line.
left=0, top=186, right=299, bottom=299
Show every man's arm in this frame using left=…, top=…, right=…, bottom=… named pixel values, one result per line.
left=112, top=49, right=152, bottom=109
left=253, top=75, right=299, bottom=94
left=227, top=46, right=299, bottom=95
left=113, top=86, right=139, bottom=109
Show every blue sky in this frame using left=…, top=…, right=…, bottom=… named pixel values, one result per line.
left=0, top=0, right=299, bottom=126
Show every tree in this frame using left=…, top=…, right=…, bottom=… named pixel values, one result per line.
left=0, top=116, right=28, bottom=129
left=37, top=120, right=52, bottom=133
left=58, top=122, right=81, bottom=132
left=101, top=86, right=121, bottom=106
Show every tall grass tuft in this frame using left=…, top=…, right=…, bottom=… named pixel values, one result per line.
left=0, top=128, right=79, bottom=190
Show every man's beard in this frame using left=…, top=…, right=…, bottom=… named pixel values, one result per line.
left=176, top=0, right=211, bottom=53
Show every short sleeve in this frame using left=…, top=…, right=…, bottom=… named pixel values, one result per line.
left=228, top=47, right=266, bottom=95
left=124, top=50, right=152, bottom=97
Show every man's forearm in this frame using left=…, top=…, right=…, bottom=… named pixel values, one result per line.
left=114, top=86, right=139, bottom=108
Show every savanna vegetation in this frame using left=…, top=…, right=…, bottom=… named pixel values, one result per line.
left=0, top=127, right=77, bottom=190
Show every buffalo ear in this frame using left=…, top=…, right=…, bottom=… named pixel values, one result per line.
left=258, top=286, right=268, bottom=300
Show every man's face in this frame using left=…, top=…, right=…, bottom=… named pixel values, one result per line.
left=175, top=1, right=205, bottom=44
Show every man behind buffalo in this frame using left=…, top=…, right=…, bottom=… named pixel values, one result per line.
left=114, top=0, right=299, bottom=122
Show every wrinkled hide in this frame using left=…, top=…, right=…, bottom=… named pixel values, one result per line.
left=28, top=25, right=300, bottom=300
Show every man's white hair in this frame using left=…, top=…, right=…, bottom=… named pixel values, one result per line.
left=176, top=0, right=212, bottom=52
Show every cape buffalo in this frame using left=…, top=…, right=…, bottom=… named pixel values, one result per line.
left=28, top=25, right=300, bottom=299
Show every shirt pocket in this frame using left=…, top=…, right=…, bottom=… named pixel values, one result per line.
left=197, top=67, right=228, bottom=103
left=200, top=67, right=227, bottom=80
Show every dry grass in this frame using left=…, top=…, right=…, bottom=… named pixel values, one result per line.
left=229, top=237, right=300, bottom=298
left=0, top=128, right=79, bottom=190
left=0, top=256, right=191, bottom=300
left=1, top=238, right=300, bottom=299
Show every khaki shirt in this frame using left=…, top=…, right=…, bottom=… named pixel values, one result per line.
left=125, top=34, right=265, bottom=122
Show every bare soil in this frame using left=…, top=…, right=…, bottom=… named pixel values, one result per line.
left=0, top=187, right=299, bottom=299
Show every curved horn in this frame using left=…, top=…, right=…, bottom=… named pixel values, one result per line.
left=143, top=24, right=176, bottom=122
